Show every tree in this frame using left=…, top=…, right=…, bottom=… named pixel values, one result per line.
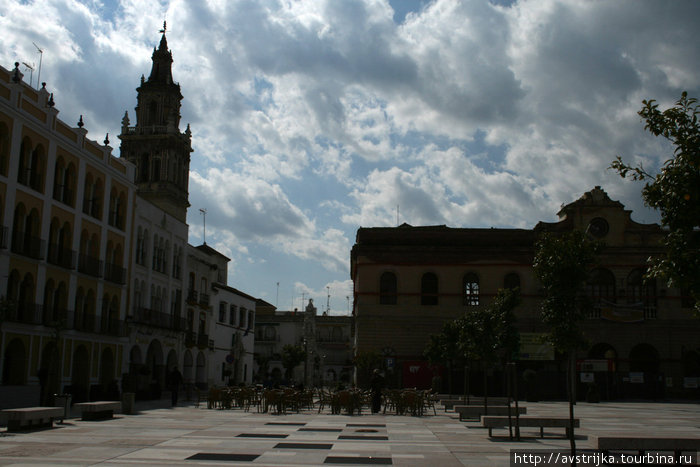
left=424, top=319, right=462, bottom=396
left=611, top=91, right=700, bottom=314
left=280, top=344, right=306, bottom=381
left=454, top=288, right=520, bottom=412
left=353, top=350, right=382, bottom=389
left=534, top=230, right=600, bottom=463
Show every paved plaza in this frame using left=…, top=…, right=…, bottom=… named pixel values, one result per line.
left=0, top=399, right=698, bottom=466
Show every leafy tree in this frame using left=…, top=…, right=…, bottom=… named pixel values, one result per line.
left=611, top=92, right=700, bottom=314
left=280, top=344, right=306, bottom=381
left=534, top=230, right=600, bottom=462
left=424, top=319, right=462, bottom=395
left=353, top=350, right=382, bottom=388
left=456, top=288, right=520, bottom=411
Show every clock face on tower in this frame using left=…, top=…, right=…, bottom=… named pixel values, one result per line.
left=588, top=217, right=609, bottom=238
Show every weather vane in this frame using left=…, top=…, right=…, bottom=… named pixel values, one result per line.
left=159, top=21, right=167, bottom=34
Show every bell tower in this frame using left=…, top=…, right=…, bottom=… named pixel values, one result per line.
left=118, top=24, right=192, bottom=223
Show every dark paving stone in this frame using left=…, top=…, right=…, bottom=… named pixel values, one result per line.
left=338, top=435, right=389, bottom=441
left=355, top=429, right=378, bottom=433
left=299, top=427, right=343, bottom=432
left=187, top=453, right=259, bottom=461
left=266, top=422, right=306, bottom=426
left=274, top=442, right=334, bottom=449
left=346, top=424, right=386, bottom=427
left=325, top=456, right=392, bottom=464
left=236, top=433, right=288, bottom=438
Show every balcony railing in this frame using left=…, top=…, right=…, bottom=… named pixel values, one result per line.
left=100, top=315, right=128, bottom=337
left=185, top=331, right=196, bottom=348
left=130, top=307, right=187, bottom=331
left=187, top=289, right=198, bottom=303
left=197, top=333, right=209, bottom=349
left=47, top=244, right=76, bottom=269
left=0, top=226, right=7, bottom=249
left=78, top=253, right=102, bottom=277
left=42, top=306, right=71, bottom=328
left=11, top=231, right=45, bottom=260
left=198, top=293, right=210, bottom=307
left=4, top=302, right=42, bottom=324
left=73, top=312, right=96, bottom=332
left=104, top=262, right=126, bottom=284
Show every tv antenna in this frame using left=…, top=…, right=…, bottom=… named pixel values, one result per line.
left=22, top=62, right=34, bottom=87
left=199, top=208, right=207, bottom=244
left=32, top=42, right=43, bottom=89
left=326, top=286, right=331, bottom=313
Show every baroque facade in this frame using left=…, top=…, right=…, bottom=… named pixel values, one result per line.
left=351, top=187, right=700, bottom=399
left=1, top=63, right=134, bottom=406
left=0, top=31, right=257, bottom=407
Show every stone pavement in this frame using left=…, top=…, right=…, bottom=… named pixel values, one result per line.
left=0, top=399, right=698, bottom=466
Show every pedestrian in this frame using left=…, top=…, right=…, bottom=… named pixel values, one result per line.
left=370, top=369, right=384, bottom=413
left=168, top=366, right=183, bottom=406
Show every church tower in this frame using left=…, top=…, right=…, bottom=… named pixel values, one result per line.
left=119, top=25, right=192, bottom=223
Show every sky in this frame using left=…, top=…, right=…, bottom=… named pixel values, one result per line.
left=2, top=0, right=699, bottom=315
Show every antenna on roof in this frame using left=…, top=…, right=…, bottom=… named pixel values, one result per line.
left=22, top=62, right=34, bottom=87
left=32, top=42, right=43, bottom=90
left=199, top=208, right=207, bottom=244
left=326, top=286, right=331, bottom=313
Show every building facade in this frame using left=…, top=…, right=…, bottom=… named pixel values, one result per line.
left=254, top=300, right=353, bottom=388
left=351, top=187, right=700, bottom=399
left=1, top=63, right=134, bottom=407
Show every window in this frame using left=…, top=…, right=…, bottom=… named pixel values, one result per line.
left=229, top=305, right=236, bottom=325
left=239, top=307, right=246, bottom=328
left=219, top=302, right=227, bottom=322
left=421, top=273, right=438, bottom=306
left=0, top=121, right=9, bottom=176
left=587, top=268, right=616, bottom=304
left=379, top=272, right=397, bottom=305
left=504, top=273, right=520, bottom=291
left=463, top=273, right=480, bottom=306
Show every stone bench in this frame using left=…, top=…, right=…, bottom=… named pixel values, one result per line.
left=455, top=404, right=526, bottom=421
left=0, top=407, right=64, bottom=432
left=73, top=401, right=121, bottom=421
left=597, top=437, right=700, bottom=460
left=482, top=416, right=579, bottom=438
left=441, top=398, right=509, bottom=410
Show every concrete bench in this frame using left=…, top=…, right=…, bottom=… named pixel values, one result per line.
left=0, top=407, right=64, bottom=432
left=441, top=398, right=509, bottom=411
left=482, top=416, right=579, bottom=438
left=455, top=405, right=526, bottom=421
left=73, top=401, right=121, bottom=421
left=598, top=437, right=700, bottom=460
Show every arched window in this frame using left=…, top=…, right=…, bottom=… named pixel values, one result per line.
left=587, top=268, right=616, bottom=304
left=0, top=121, right=9, bottom=176
left=379, top=272, right=397, bottom=305
left=421, top=273, right=438, bottom=306
left=463, top=273, right=480, bottom=306
left=17, top=137, right=31, bottom=185
left=28, top=144, right=45, bottom=192
left=63, top=163, right=76, bottom=206
left=504, top=273, right=520, bottom=291
left=53, top=157, right=66, bottom=202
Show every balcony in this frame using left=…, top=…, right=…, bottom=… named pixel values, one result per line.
left=104, top=262, right=126, bottom=284
left=186, top=289, right=198, bottom=303
left=100, top=315, right=128, bottom=337
left=11, top=231, right=45, bottom=260
left=130, top=307, right=187, bottom=331
left=42, top=306, right=71, bottom=328
left=5, top=302, right=42, bottom=325
left=197, top=333, right=209, bottom=349
left=73, top=312, right=96, bottom=333
left=78, top=253, right=102, bottom=277
left=185, top=331, right=196, bottom=348
left=198, top=293, right=210, bottom=307
left=47, top=244, right=76, bottom=269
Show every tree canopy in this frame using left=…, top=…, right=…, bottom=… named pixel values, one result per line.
left=611, top=91, right=700, bottom=314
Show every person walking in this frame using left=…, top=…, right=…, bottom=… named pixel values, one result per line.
left=168, top=366, right=183, bottom=406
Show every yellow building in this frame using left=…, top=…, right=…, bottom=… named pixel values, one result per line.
left=351, top=187, right=699, bottom=399
left=1, top=63, right=135, bottom=407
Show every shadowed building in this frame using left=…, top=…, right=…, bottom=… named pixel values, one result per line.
left=351, top=187, right=699, bottom=399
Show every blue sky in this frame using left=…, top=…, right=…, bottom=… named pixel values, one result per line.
left=2, top=0, right=699, bottom=314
